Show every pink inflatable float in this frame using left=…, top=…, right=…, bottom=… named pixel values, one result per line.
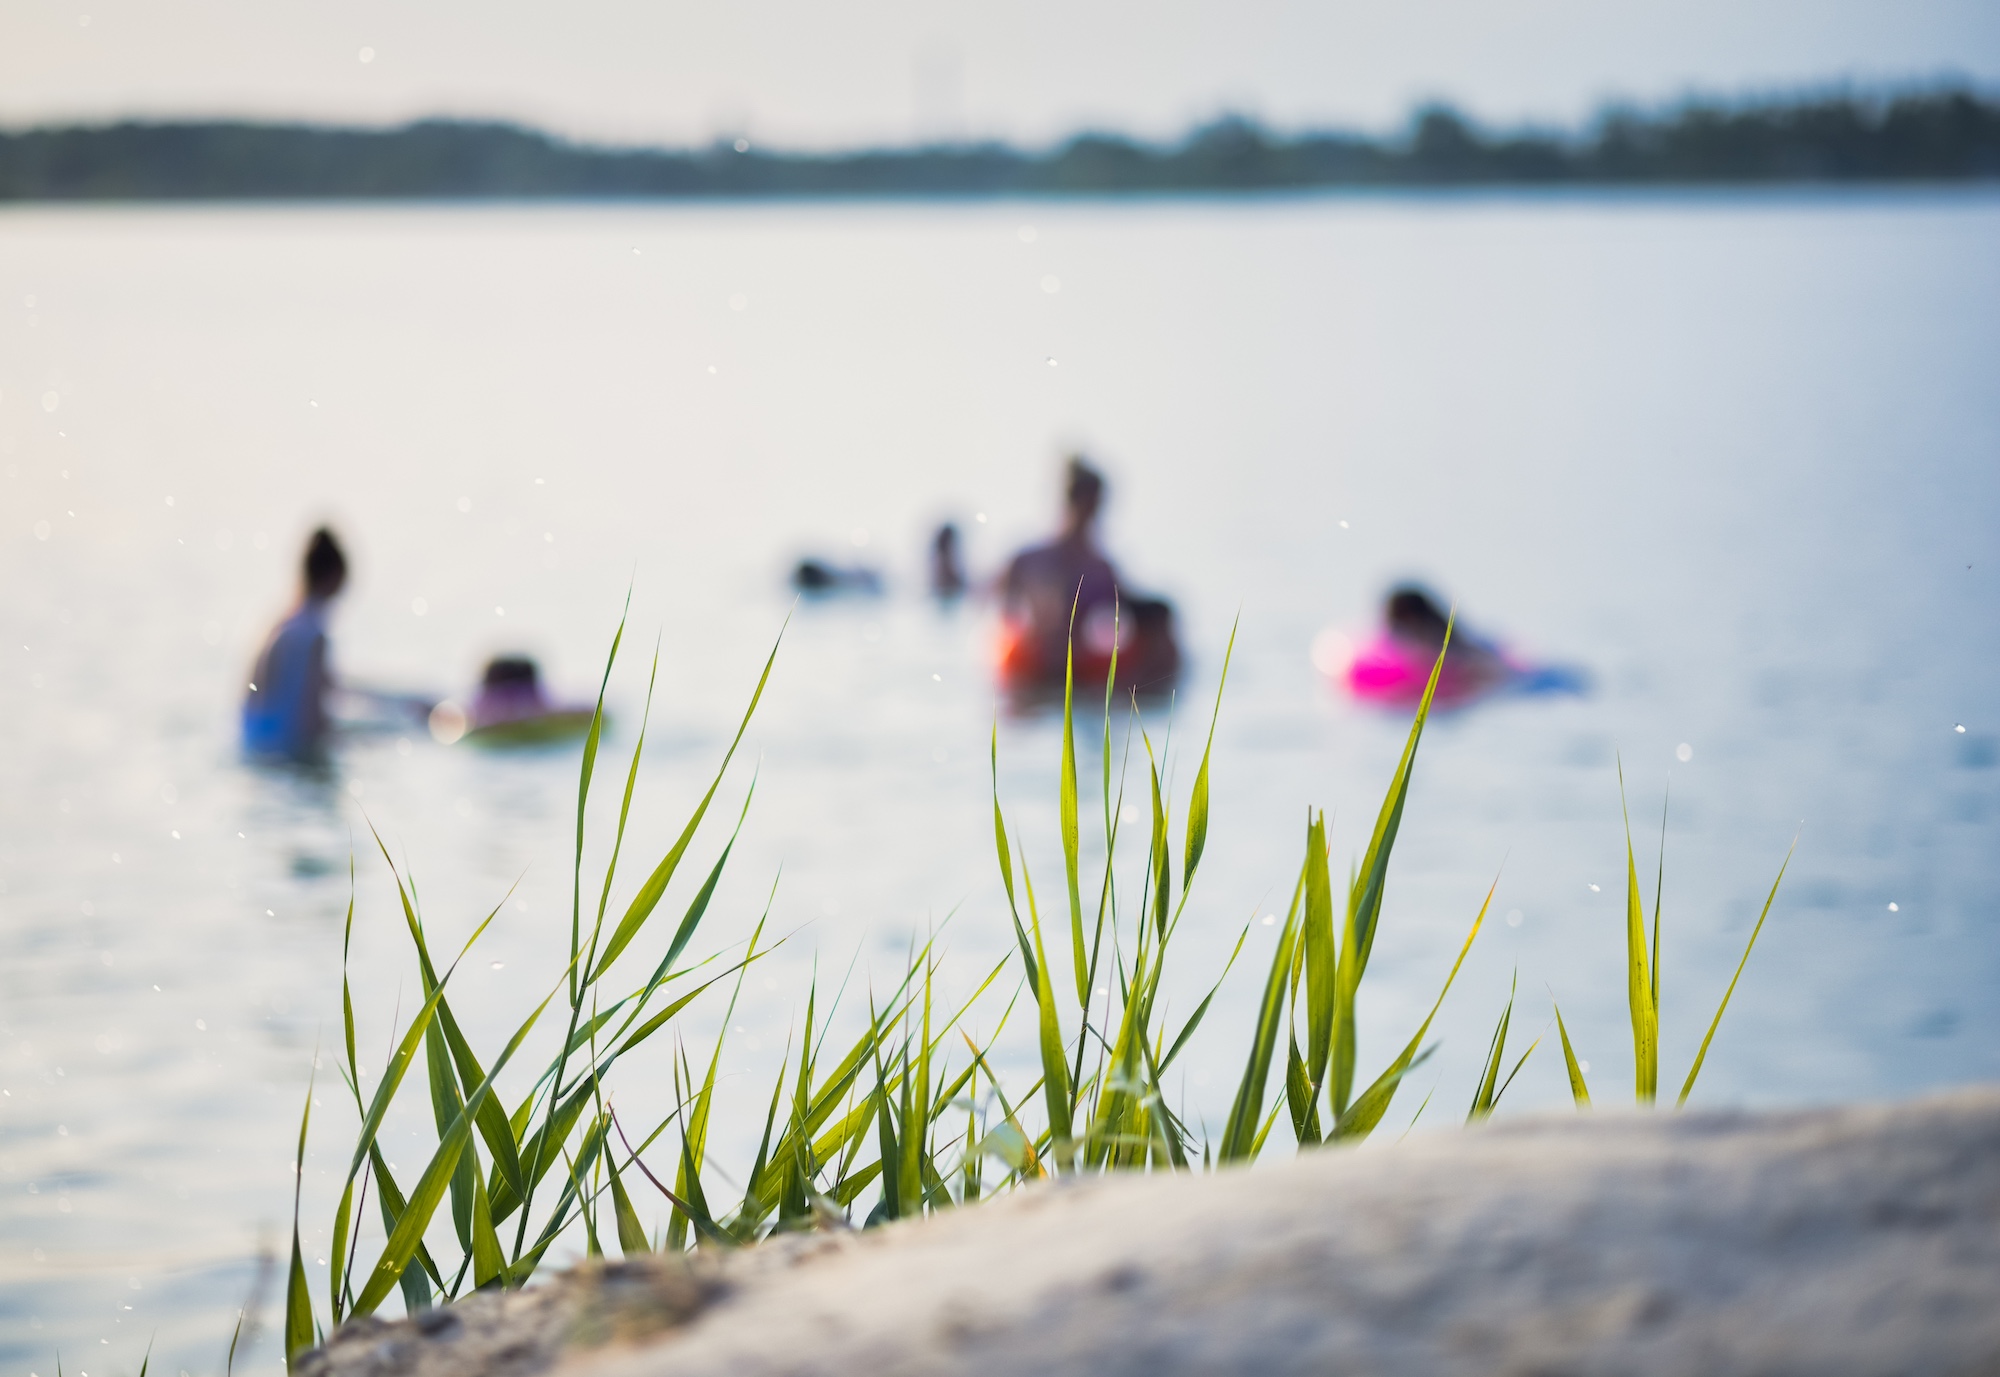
left=1312, top=628, right=1589, bottom=709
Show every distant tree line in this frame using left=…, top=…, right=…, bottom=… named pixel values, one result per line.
left=2, top=87, right=1996, bottom=200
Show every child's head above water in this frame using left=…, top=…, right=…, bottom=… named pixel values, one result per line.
left=481, top=656, right=541, bottom=692
left=304, top=527, right=348, bottom=601
left=1386, top=585, right=1451, bottom=646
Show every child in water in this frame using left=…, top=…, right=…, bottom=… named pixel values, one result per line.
left=471, top=655, right=551, bottom=729
left=243, top=528, right=346, bottom=760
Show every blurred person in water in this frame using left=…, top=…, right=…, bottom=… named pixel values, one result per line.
left=471, top=655, right=549, bottom=729
left=995, top=456, right=1178, bottom=694
left=1383, top=585, right=1510, bottom=690
left=242, top=527, right=346, bottom=760
left=1324, top=582, right=1587, bottom=707
left=929, top=521, right=968, bottom=598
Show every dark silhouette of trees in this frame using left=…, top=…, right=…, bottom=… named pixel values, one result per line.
left=2, top=88, right=1994, bottom=201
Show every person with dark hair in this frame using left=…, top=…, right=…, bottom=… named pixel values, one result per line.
left=1382, top=583, right=1510, bottom=695
left=471, top=655, right=548, bottom=728
left=789, top=557, right=883, bottom=595
left=1324, top=581, right=1586, bottom=706
left=995, top=456, right=1178, bottom=695
left=242, top=527, right=348, bottom=759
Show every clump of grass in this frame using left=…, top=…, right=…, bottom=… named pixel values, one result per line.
left=283, top=605, right=1790, bottom=1370
left=1547, top=765, right=1794, bottom=1110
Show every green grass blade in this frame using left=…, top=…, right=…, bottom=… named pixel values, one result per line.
left=374, top=841, right=527, bottom=1203
left=1617, top=759, right=1658, bottom=1104
left=585, top=643, right=660, bottom=979
left=1553, top=1000, right=1592, bottom=1107
left=284, top=1070, right=315, bottom=1371
left=1159, top=923, right=1248, bottom=1072
left=1678, top=838, right=1793, bottom=1106
left=991, top=721, right=1039, bottom=993
left=343, top=970, right=455, bottom=1184
left=493, top=1081, right=592, bottom=1225
left=1021, top=848, right=1075, bottom=1164
left=1466, top=972, right=1516, bottom=1122
left=341, top=866, right=358, bottom=1098
left=1183, top=615, right=1237, bottom=892
left=1333, top=875, right=1491, bottom=1142
left=1491, top=1035, right=1541, bottom=1113
left=1148, top=753, right=1170, bottom=941
left=1345, top=623, right=1450, bottom=996
left=1218, top=865, right=1304, bottom=1162
left=1652, top=781, right=1669, bottom=1013
left=423, top=1018, right=475, bottom=1252
left=1061, top=621, right=1088, bottom=1010
left=369, top=1147, right=442, bottom=1307
left=328, top=1177, right=352, bottom=1322
left=902, top=965, right=934, bottom=1215
left=606, top=1153, right=650, bottom=1256
left=572, top=606, right=626, bottom=1002
left=590, top=625, right=783, bottom=982
left=470, top=1168, right=505, bottom=1286
left=1284, top=1020, right=1322, bottom=1146
left=1301, top=811, right=1337, bottom=1111
left=352, top=975, right=560, bottom=1315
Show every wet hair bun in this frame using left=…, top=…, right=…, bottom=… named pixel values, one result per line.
left=305, top=527, right=348, bottom=590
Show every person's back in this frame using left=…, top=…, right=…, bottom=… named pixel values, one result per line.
left=1000, top=458, right=1121, bottom=673
left=243, top=528, right=346, bottom=760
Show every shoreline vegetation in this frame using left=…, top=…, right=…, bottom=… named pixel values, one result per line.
left=4, top=86, right=1998, bottom=202
left=279, top=613, right=1789, bottom=1370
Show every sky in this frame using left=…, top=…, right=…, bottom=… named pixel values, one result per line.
left=2, top=0, right=1997, bottom=149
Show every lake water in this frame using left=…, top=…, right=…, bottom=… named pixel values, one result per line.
left=3, top=192, right=1997, bottom=1374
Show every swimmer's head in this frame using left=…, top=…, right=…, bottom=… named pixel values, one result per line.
left=1386, top=585, right=1450, bottom=644
left=1063, top=456, right=1105, bottom=530
left=481, top=655, right=540, bottom=689
left=304, top=527, right=348, bottom=600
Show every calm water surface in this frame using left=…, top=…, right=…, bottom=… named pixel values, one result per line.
left=3, top=193, right=1997, bottom=1373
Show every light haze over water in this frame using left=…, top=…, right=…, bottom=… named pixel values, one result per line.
left=2, top=192, right=1997, bottom=1372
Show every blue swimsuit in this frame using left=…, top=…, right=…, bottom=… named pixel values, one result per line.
left=242, top=600, right=330, bottom=757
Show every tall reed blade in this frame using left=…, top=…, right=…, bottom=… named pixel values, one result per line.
left=572, top=606, right=626, bottom=1002
left=991, top=722, right=1038, bottom=993
left=1333, top=876, right=1491, bottom=1141
left=1466, top=972, right=1516, bottom=1122
left=1337, top=622, right=1450, bottom=1113
left=1300, top=812, right=1337, bottom=1119
left=590, top=628, right=783, bottom=982
left=470, top=1170, right=506, bottom=1284
left=1553, top=999, right=1592, bottom=1107
left=352, top=977, right=563, bottom=1315
left=902, top=966, right=935, bottom=1216
left=586, top=644, right=661, bottom=981
left=1652, top=783, right=1669, bottom=1013
left=1147, top=755, right=1170, bottom=942
left=1218, top=865, right=1305, bottom=1162
left=1183, top=616, right=1237, bottom=893
left=1617, top=760, right=1658, bottom=1104
left=284, top=1072, right=314, bottom=1372
left=1284, top=1019, right=1322, bottom=1146
left=1678, top=839, right=1794, bottom=1105
left=1061, top=620, right=1088, bottom=1010
left=605, top=1153, right=649, bottom=1256
left=1020, top=850, right=1075, bottom=1164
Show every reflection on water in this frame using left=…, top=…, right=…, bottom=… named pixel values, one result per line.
left=2, top=193, right=1997, bottom=1373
